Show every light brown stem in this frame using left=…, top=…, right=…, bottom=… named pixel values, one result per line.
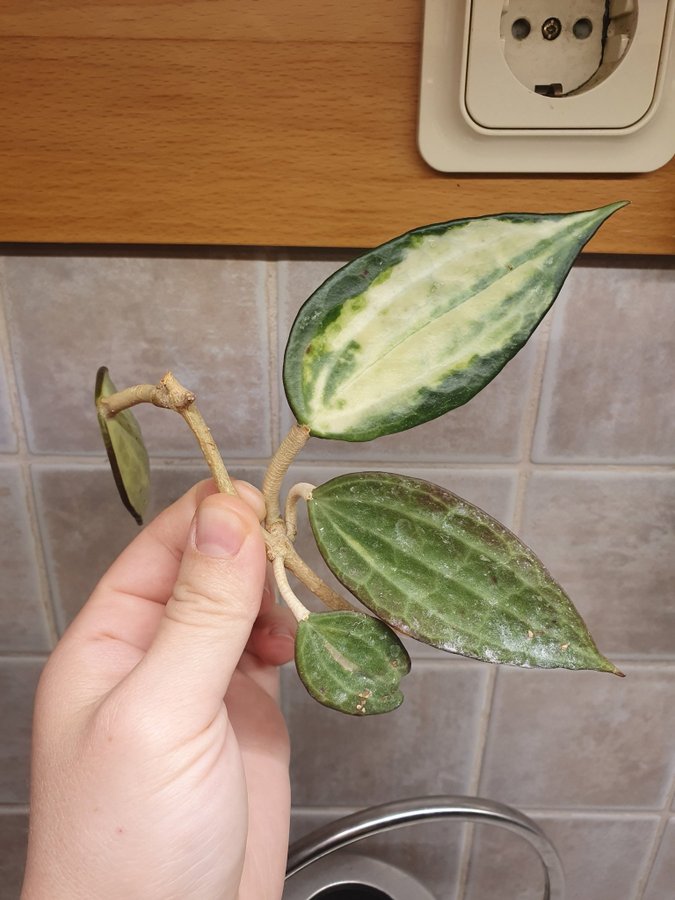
left=263, top=423, right=310, bottom=525
left=158, top=372, right=236, bottom=496
left=273, top=557, right=310, bottom=622
left=100, top=371, right=236, bottom=496
left=262, top=430, right=356, bottom=612
left=284, top=482, right=315, bottom=542
left=284, top=545, right=356, bottom=612
left=98, top=384, right=159, bottom=416
left=178, top=404, right=235, bottom=496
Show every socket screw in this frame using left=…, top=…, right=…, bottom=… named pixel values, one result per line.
left=542, top=17, right=562, bottom=40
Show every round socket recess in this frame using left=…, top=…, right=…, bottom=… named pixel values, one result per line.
left=464, top=0, right=671, bottom=130
left=418, top=0, right=675, bottom=171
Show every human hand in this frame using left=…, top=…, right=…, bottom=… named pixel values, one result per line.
left=22, top=480, right=296, bottom=900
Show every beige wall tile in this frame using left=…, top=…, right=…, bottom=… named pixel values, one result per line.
left=0, top=465, right=51, bottom=652
left=644, top=818, right=675, bottom=900
left=277, top=257, right=545, bottom=463
left=5, top=255, right=271, bottom=457
left=533, top=265, right=675, bottom=462
left=0, top=659, right=43, bottom=804
left=0, top=350, right=17, bottom=453
left=521, top=471, right=675, bottom=658
left=32, top=463, right=265, bottom=632
left=464, top=813, right=658, bottom=900
left=289, top=808, right=462, bottom=900
left=283, top=660, right=490, bottom=807
left=0, top=813, right=29, bottom=899
left=480, top=664, right=675, bottom=809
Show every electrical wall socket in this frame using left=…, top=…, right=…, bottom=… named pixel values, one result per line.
left=500, top=0, right=615, bottom=96
left=419, top=0, right=675, bottom=172
left=467, top=0, right=669, bottom=128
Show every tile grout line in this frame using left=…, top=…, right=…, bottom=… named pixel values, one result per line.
left=512, top=313, right=554, bottom=535
left=453, top=671, right=496, bottom=900
left=12, top=453, right=276, bottom=468
left=5, top=451, right=675, bottom=474
left=455, top=318, right=554, bottom=900
left=0, top=804, right=30, bottom=815
left=0, top=259, right=59, bottom=649
left=0, top=654, right=50, bottom=663
left=634, top=774, right=675, bottom=899
left=265, top=253, right=281, bottom=453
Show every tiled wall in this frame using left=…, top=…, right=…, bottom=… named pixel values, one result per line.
left=0, top=250, right=673, bottom=899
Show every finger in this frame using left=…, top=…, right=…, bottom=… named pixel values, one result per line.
left=246, top=605, right=297, bottom=667
left=232, top=480, right=266, bottom=523
left=131, top=492, right=267, bottom=717
left=70, top=479, right=264, bottom=651
left=259, top=565, right=278, bottom=615
left=245, top=567, right=296, bottom=666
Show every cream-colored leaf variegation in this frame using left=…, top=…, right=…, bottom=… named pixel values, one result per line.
left=283, top=203, right=626, bottom=441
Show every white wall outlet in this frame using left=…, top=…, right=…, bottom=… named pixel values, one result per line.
left=419, top=0, right=675, bottom=172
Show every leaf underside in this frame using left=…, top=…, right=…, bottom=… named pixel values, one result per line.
left=95, top=367, right=150, bottom=525
left=295, top=611, right=411, bottom=715
left=284, top=203, right=627, bottom=442
left=308, top=472, right=621, bottom=675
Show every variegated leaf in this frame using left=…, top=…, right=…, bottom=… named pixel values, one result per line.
left=307, top=472, right=621, bottom=675
left=284, top=203, right=626, bottom=441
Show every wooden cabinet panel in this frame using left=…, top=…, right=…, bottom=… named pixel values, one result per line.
left=1, top=2, right=673, bottom=252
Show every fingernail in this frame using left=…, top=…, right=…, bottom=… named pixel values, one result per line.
left=195, top=502, right=246, bottom=558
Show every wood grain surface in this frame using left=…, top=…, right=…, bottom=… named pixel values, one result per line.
left=1, top=1, right=673, bottom=252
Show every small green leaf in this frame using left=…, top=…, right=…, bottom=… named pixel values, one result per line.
left=283, top=203, right=627, bottom=441
left=295, top=611, right=411, bottom=715
left=95, top=367, right=150, bottom=525
left=307, top=473, right=621, bottom=675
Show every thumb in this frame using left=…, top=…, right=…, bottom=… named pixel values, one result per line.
left=135, top=493, right=268, bottom=719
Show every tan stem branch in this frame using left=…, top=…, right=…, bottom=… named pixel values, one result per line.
left=284, top=482, right=316, bottom=542
left=98, top=384, right=158, bottom=416
left=100, top=371, right=236, bottom=496
left=273, top=557, right=310, bottom=622
left=262, top=423, right=310, bottom=526
left=284, top=545, right=356, bottom=612
left=178, top=405, right=236, bottom=496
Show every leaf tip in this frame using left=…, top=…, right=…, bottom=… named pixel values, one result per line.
left=587, top=200, right=630, bottom=224
left=596, top=654, right=624, bottom=678
left=94, top=365, right=109, bottom=405
left=604, top=199, right=630, bottom=211
left=94, top=366, right=150, bottom=527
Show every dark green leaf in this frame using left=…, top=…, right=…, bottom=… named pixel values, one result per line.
left=95, top=367, right=150, bottom=525
left=307, top=473, right=621, bottom=675
left=295, top=611, right=411, bottom=715
left=283, top=203, right=627, bottom=441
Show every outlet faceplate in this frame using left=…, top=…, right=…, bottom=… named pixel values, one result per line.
left=419, top=0, right=675, bottom=172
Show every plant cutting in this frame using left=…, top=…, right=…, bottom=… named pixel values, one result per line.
left=95, top=203, right=627, bottom=716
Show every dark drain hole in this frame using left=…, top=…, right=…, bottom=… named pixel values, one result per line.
left=313, top=886, right=393, bottom=900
